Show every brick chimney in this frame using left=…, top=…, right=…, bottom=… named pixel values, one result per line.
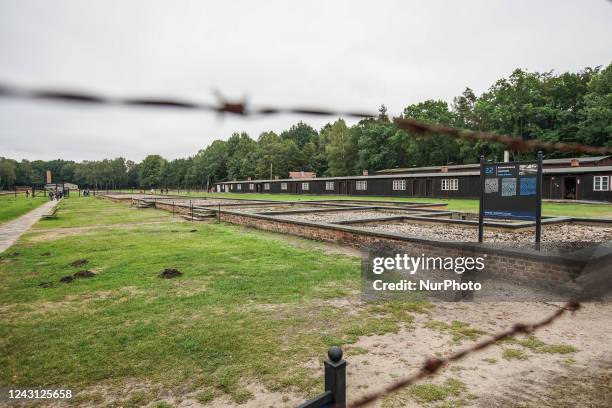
left=362, top=170, right=369, bottom=176
left=570, top=159, right=579, bottom=167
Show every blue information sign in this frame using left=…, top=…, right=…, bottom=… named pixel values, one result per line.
left=481, top=160, right=541, bottom=220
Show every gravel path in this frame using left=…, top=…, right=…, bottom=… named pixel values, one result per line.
left=0, top=200, right=58, bottom=253
left=357, top=222, right=612, bottom=252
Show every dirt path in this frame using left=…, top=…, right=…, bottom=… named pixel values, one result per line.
left=0, top=200, right=57, bottom=253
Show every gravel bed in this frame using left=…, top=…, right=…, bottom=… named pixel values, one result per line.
left=188, top=199, right=262, bottom=206
left=274, top=209, right=419, bottom=223
left=356, top=222, right=612, bottom=252
left=234, top=205, right=345, bottom=214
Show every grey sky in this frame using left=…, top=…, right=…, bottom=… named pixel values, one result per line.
left=0, top=0, right=610, bottom=162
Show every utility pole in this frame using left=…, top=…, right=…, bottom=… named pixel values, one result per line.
left=270, top=162, right=273, bottom=180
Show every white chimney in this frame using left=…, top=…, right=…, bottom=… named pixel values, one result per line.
left=503, top=151, right=510, bottom=162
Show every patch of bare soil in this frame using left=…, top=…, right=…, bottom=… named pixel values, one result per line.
left=73, top=270, right=96, bottom=278
left=159, top=268, right=183, bottom=279
left=478, top=359, right=612, bottom=407
left=343, top=301, right=612, bottom=407
left=8, top=301, right=608, bottom=407
left=187, top=383, right=305, bottom=408
left=70, top=259, right=88, bottom=267
left=59, top=269, right=96, bottom=283
left=0, top=289, right=128, bottom=320
left=36, top=379, right=306, bottom=408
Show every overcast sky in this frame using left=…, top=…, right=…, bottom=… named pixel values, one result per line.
left=0, top=0, right=610, bottom=162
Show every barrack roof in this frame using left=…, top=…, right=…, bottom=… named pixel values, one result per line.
left=375, top=156, right=610, bottom=174
left=218, top=165, right=612, bottom=184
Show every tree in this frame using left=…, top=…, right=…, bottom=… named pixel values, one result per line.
left=126, top=160, right=140, bottom=188
left=353, top=118, right=397, bottom=173
left=324, top=119, right=356, bottom=176
left=139, top=155, right=167, bottom=188
left=580, top=64, right=612, bottom=148
left=162, top=158, right=193, bottom=188
left=191, top=140, right=228, bottom=186
left=396, top=100, right=463, bottom=166
left=226, top=132, right=257, bottom=180
left=0, top=159, right=16, bottom=189
left=254, top=131, right=301, bottom=179
left=14, top=160, right=35, bottom=186
left=280, top=122, right=318, bottom=150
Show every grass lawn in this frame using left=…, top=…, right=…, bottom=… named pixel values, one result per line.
left=0, top=197, right=423, bottom=406
left=0, top=194, right=48, bottom=224
left=133, top=191, right=612, bottom=218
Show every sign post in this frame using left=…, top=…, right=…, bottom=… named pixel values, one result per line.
left=478, top=155, right=485, bottom=243
left=535, top=151, right=543, bottom=249
left=479, top=153, right=543, bottom=249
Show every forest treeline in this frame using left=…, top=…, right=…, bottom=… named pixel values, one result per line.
left=1, top=64, right=610, bottom=189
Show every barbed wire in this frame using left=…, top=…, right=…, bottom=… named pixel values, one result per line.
left=0, top=83, right=374, bottom=118
left=1, top=82, right=611, bottom=155
left=348, top=301, right=581, bottom=408
left=393, top=118, right=612, bottom=155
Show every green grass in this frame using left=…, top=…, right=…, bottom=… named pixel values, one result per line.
left=32, top=196, right=173, bottom=229
left=0, top=197, right=422, bottom=404
left=382, top=378, right=468, bottom=407
left=482, top=357, right=498, bottom=364
left=129, top=191, right=612, bottom=218
left=423, top=320, right=487, bottom=344
left=0, top=194, right=48, bottom=224
left=502, top=348, right=528, bottom=360
left=504, top=335, right=578, bottom=355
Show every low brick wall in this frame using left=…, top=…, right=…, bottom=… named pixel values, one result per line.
left=101, top=194, right=593, bottom=291
left=219, top=210, right=586, bottom=289
left=155, top=201, right=192, bottom=216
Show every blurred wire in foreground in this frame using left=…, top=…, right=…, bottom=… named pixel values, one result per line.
left=1, top=82, right=611, bottom=155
